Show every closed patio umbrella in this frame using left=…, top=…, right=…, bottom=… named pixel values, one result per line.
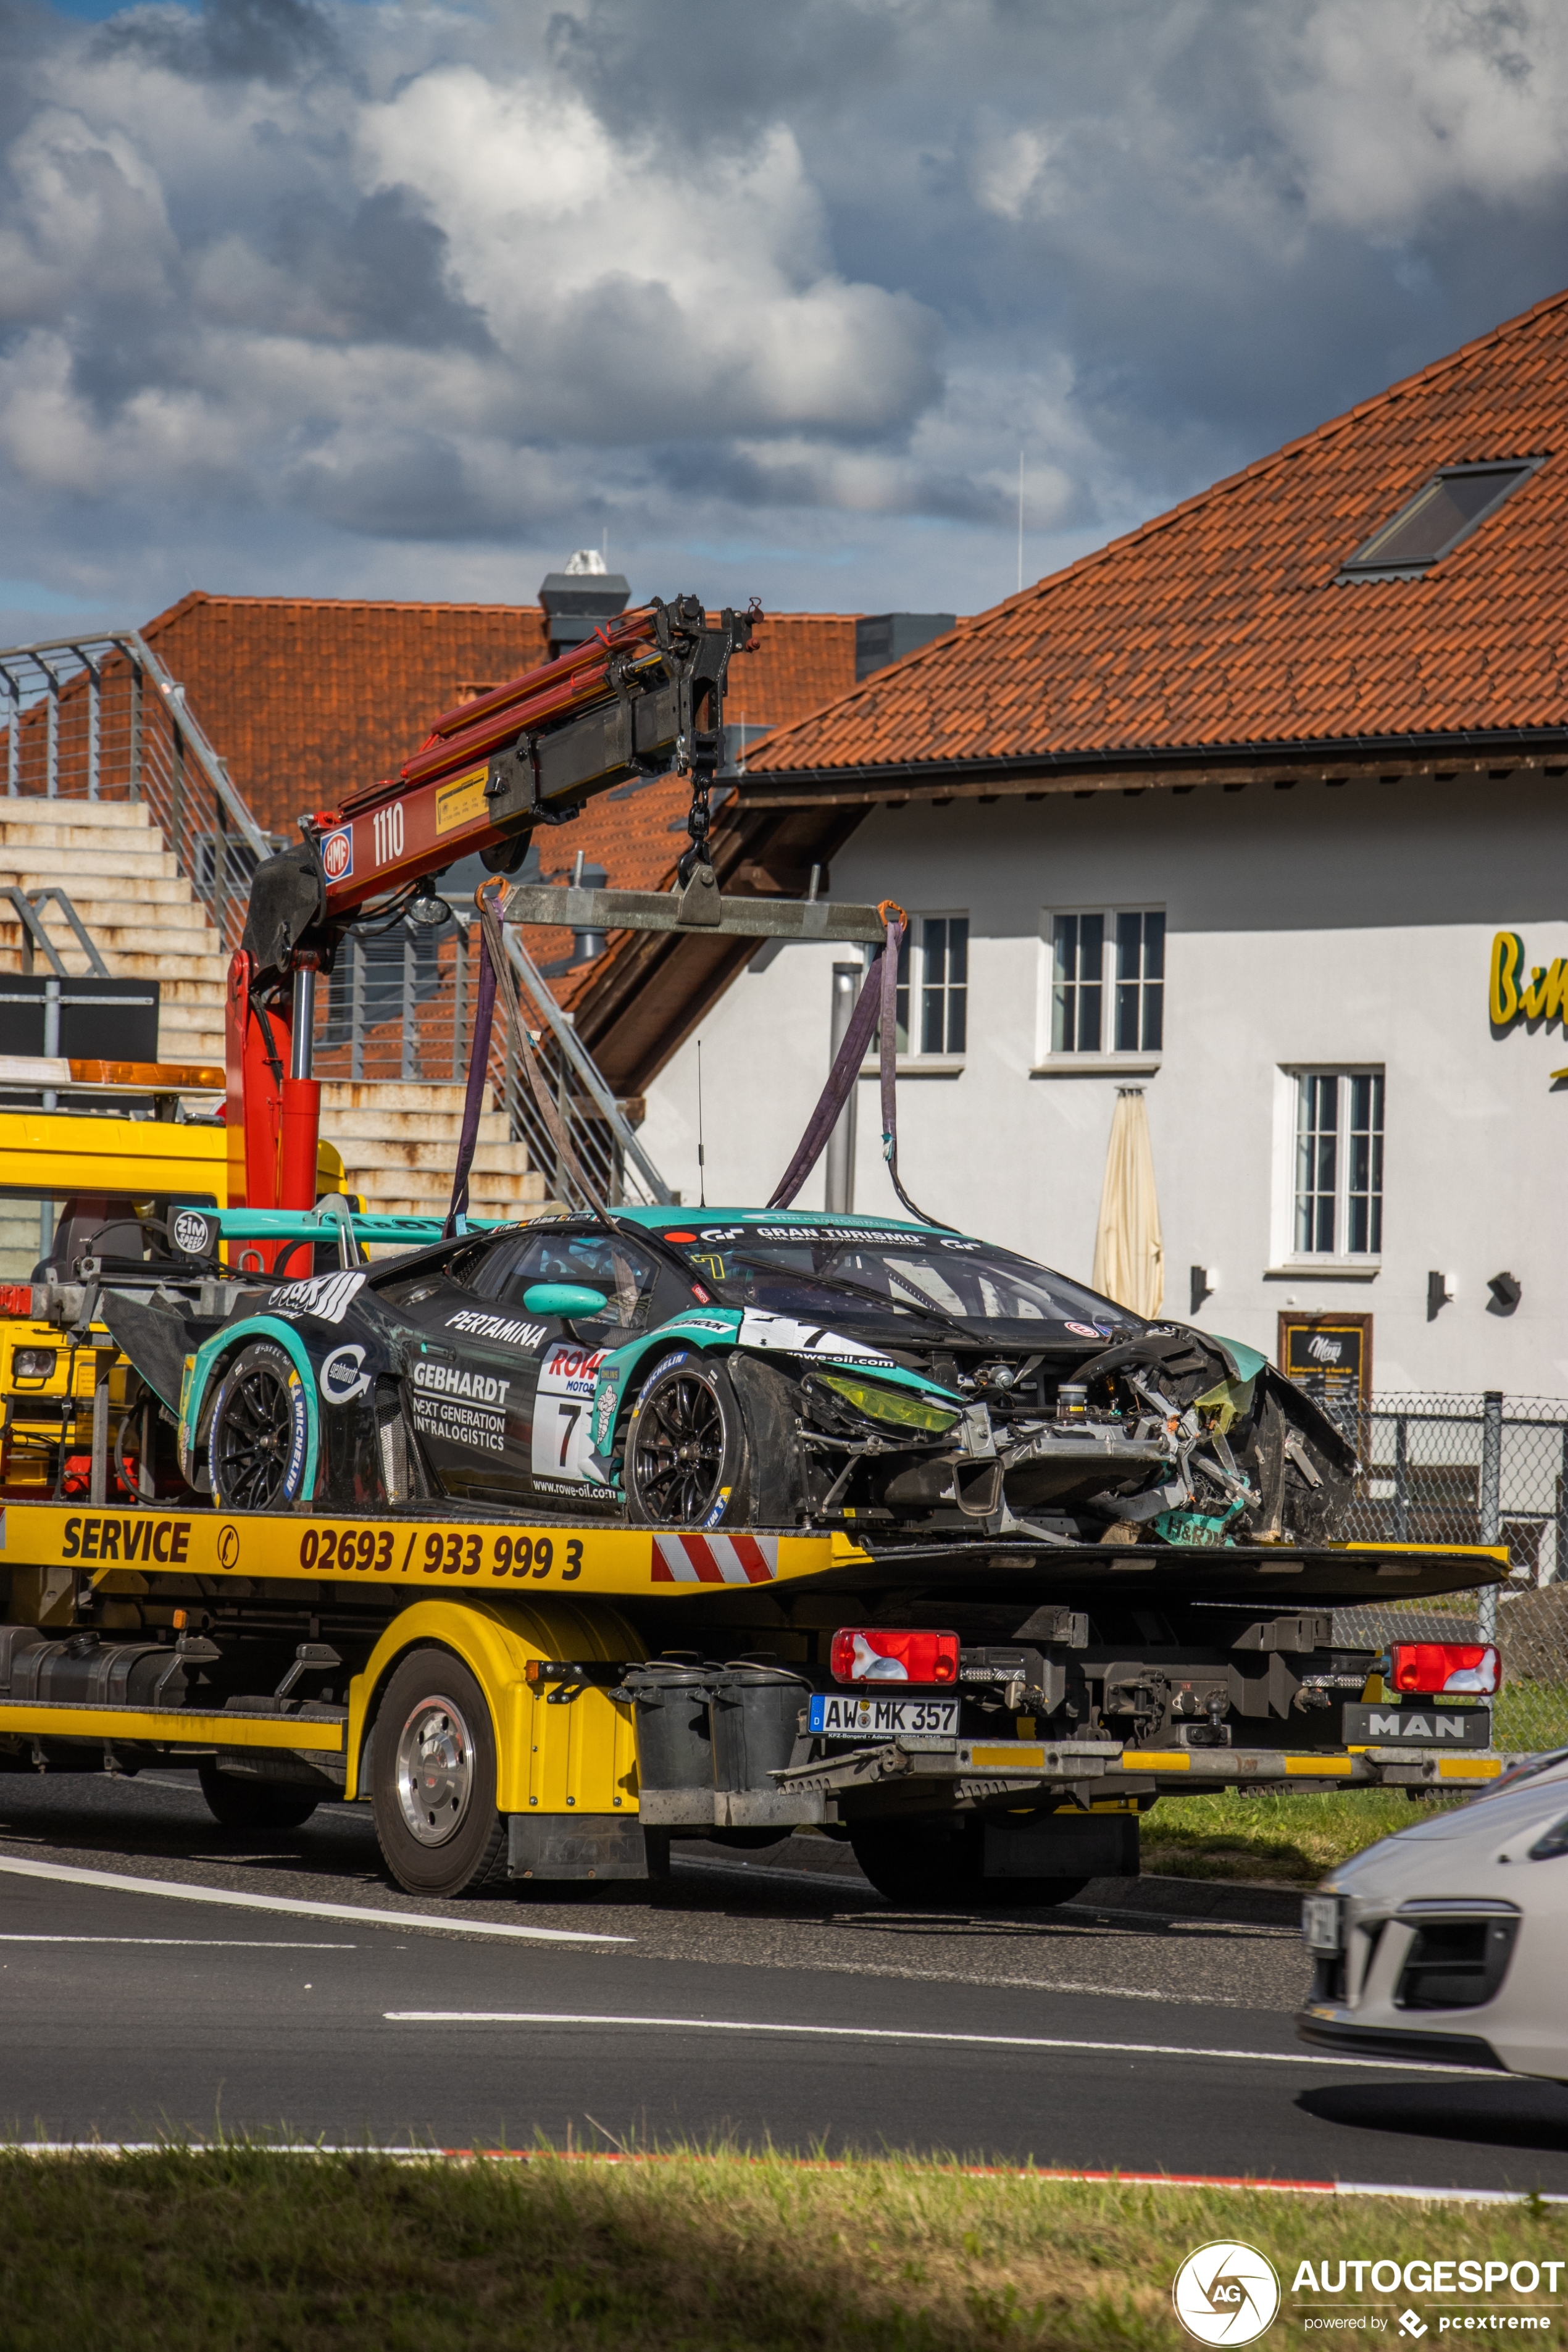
left=1091, top=1086, right=1164, bottom=1319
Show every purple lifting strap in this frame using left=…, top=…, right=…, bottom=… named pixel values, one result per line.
left=444, top=920, right=498, bottom=1237
left=767, top=911, right=946, bottom=1226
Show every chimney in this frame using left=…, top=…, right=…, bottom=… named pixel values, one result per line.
left=539, top=549, right=631, bottom=660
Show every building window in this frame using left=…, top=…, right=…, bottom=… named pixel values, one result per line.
left=1293, top=1070, right=1383, bottom=1256
left=1339, top=459, right=1540, bottom=582
left=1049, top=909, right=1164, bottom=1054
left=893, top=916, right=968, bottom=1056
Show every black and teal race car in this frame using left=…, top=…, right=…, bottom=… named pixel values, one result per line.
left=104, top=1203, right=1354, bottom=1546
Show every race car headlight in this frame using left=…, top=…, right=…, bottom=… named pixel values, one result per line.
left=1527, top=1813, right=1568, bottom=1861
left=814, top=1373, right=961, bottom=1437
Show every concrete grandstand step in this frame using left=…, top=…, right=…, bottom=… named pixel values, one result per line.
left=0, top=791, right=225, bottom=1064
left=333, top=1138, right=535, bottom=1177
left=0, top=798, right=156, bottom=826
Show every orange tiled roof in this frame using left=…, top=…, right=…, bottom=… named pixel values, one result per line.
left=746, top=288, right=1568, bottom=782
left=143, top=594, right=861, bottom=840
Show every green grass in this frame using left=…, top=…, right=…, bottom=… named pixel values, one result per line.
left=1494, top=1683, right=1568, bottom=1754
left=1140, top=1785, right=1466, bottom=1885
left=1, top=2148, right=1566, bottom=2351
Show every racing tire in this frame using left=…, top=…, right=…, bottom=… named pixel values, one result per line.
left=197, top=1760, right=320, bottom=1830
left=370, top=1647, right=509, bottom=1900
left=208, top=1341, right=311, bottom=1512
left=849, top=1816, right=1087, bottom=1912
left=624, top=1353, right=751, bottom=1528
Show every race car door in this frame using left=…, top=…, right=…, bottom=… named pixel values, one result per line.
left=474, top=1225, right=661, bottom=1509
left=396, top=1240, right=548, bottom=1504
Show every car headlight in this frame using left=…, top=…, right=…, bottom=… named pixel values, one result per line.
left=13, top=1348, right=56, bottom=1380
left=814, top=1372, right=961, bottom=1436
left=1527, top=1812, right=1568, bottom=1860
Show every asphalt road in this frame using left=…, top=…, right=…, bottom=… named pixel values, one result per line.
left=2, top=1770, right=1567, bottom=2190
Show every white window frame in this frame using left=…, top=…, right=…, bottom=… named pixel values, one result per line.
left=1270, top=1064, right=1385, bottom=1272
left=890, top=912, right=970, bottom=1066
left=1035, top=905, right=1166, bottom=1072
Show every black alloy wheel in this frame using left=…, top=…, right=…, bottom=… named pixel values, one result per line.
left=625, top=1356, right=748, bottom=1526
left=209, top=1341, right=306, bottom=1511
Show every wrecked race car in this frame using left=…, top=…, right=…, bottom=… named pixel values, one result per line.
left=165, top=1206, right=1354, bottom=1543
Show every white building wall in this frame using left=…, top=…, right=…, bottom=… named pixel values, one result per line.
left=640, top=775, right=1568, bottom=1397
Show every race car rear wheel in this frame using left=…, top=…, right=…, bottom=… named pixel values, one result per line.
left=624, top=1354, right=750, bottom=1527
left=370, top=1647, right=509, bottom=1899
left=208, top=1341, right=311, bottom=1511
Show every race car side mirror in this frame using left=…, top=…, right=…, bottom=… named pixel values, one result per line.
left=523, top=1282, right=611, bottom=1320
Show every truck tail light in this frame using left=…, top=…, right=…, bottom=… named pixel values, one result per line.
left=1390, top=1641, right=1501, bottom=1696
left=0, top=1286, right=37, bottom=1317
left=830, top=1628, right=959, bottom=1685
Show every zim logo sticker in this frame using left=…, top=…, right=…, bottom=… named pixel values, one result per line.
left=172, top=1208, right=219, bottom=1259
left=320, top=1344, right=371, bottom=1404
left=320, top=828, right=352, bottom=882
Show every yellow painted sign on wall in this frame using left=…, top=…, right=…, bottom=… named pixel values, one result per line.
left=1490, top=932, right=1567, bottom=1026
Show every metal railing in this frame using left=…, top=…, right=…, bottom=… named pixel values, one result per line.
left=312, top=899, right=673, bottom=1211
left=0, top=629, right=272, bottom=959
left=1324, top=1390, right=1568, bottom=1753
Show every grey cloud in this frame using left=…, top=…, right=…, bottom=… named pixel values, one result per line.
left=4, top=0, right=1568, bottom=622
left=265, top=187, right=496, bottom=354
left=94, top=0, right=336, bottom=86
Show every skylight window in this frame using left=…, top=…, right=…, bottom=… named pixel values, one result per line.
left=1339, top=459, right=1541, bottom=582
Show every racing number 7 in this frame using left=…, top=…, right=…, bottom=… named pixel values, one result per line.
left=557, top=1404, right=582, bottom=1466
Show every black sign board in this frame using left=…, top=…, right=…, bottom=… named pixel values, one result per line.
left=1277, top=1311, right=1372, bottom=1405
left=0, top=977, right=161, bottom=1064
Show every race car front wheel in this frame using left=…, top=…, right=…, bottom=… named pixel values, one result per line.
left=208, top=1341, right=311, bottom=1511
left=624, top=1354, right=750, bottom=1527
left=370, top=1647, right=509, bottom=1898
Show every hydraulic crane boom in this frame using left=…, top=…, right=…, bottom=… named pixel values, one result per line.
left=225, top=594, right=758, bottom=1233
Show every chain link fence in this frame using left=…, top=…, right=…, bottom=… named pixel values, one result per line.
left=1324, top=1391, right=1568, bottom=1755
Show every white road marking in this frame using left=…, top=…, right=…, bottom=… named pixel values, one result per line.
left=382, top=2012, right=1492, bottom=2075
left=0, top=1856, right=631, bottom=1944
left=0, top=1936, right=357, bottom=1948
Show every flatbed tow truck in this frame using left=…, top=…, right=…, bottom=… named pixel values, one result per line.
left=0, top=595, right=1521, bottom=1908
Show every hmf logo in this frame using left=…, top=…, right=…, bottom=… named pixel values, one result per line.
left=1174, top=2243, right=1282, bottom=2346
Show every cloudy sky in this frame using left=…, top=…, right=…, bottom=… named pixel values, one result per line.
left=4, top=0, right=1568, bottom=641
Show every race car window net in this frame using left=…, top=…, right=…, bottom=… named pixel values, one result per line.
left=470, top=1228, right=659, bottom=1330
left=662, top=1233, right=1127, bottom=1331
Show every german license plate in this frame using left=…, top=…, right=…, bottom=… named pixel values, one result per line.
left=1301, top=1895, right=1342, bottom=1954
left=809, top=1693, right=960, bottom=1740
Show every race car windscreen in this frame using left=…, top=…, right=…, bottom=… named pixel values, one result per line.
left=662, top=1225, right=1134, bottom=1335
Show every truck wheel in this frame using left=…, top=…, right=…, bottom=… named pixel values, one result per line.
left=849, top=1817, right=1088, bottom=1911
left=849, top=1815, right=982, bottom=1907
left=197, top=1761, right=320, bottom=1830
left=208, top=1341, right=311, bottom=1511
left=625, top=1354, right=750, bottom=1527
left=370, top=1648, right=509, bottom=1899
left=971, top=1875, right=1090, bottom=1911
